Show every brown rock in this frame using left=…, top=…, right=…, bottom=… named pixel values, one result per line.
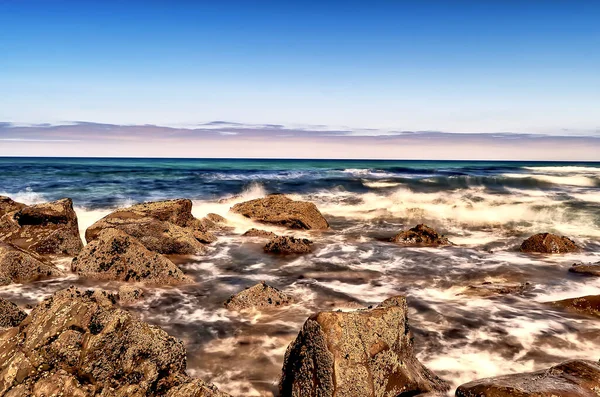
left=0, top=196, right=25, bottom=217
left=264, top=236, right=312, bottom=254
left=0, top=242, right=63, bottom=285
left=0, top=297, right=26, bottom=328
left=459, top=282, right=530, bottom=298
left=569, top=262, right=600, bottom=277
left=456, top=360, right=600, bottom=397
left=231, top=195, right=329, bottom=230
left=224, top=282, right=292, bottom=311
left=242, top=228, right=277, bottom=239
left=279, top=296, right=450, bottom=397
left=0, top=198, right=83, bottom=256
left=0, top=286, right=228, bottom=396
left=552, top=294, right=600, bottom=318
left=520, top=233, right=579, bottom=253
left=72, top=229, right=193, bottom=285
left=390, top=224, right=451, bottom=246
left=118, top=285, right=144, bottom=304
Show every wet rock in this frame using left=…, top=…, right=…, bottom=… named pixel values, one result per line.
left=552, top=294, right=600, bottom=318
left=0, top=286, right=228, bottom=396
left=243, top=228, right=277, bottom=239
left=0, top=198, right=83, bottom=256
left=264, top=236, right=313, bottom=254
left=225, top=281, right=292, bottom=311
left=280, top=296, right=450, bottom=397
left=459, top=282, right=531, bottom=298
left=72, top=229, right=193, bottom=285
left=231, top=195, right=329, bottom=230
left=520, top=233, right=579, bottom=253
left=200, top=213, right=228, bottom=231
left=0, top=242, right=63, bottom=285
left=456, top=359, right=600, bottom=397
left=0, top=196, right=25, bottom=217
left=569, top=262, right=600, bottom=277
left=390, top=224, right=451, bottom=246
left=118, top=285, right=144, bottom=304
left=0, top=297, right=27, bottom=328
left=86, top=199, right=215, bottom=254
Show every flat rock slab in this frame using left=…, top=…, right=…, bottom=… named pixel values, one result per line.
left=225, top=282, right=292, bottom=311
left=552, top=294, right=600, bottom=318
left=390, top=224, right=451, bottom=246
left=459, top=282, right=530, bottom=298
left=520, top=233, right=579, bottom=253
left=243, top=228, right=277, bottom=238
left=0, top=242, right=63, bottom=285
left=264, top=236, right=313, bottom=254
left=569, top=262, right=600, bottom=276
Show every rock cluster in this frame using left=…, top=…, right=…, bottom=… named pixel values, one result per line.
left=390, top=224, right=451, bottom=246
left=264, top=236, right=313, bottom=254
left=224, top=282, right=292, bottom=311
left=520, top=232, right=579, bottom=253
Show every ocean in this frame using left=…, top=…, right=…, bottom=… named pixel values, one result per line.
left=1, top=157, right=600, bottom=396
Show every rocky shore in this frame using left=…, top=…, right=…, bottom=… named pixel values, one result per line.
left=0, top=193, right=598, bottom=396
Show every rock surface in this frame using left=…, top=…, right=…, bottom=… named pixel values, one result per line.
left=225, top=282, right=292, bottom=311
left=118, top=285, right=145, bottom=304
left=243, top=228, right=277, bottom=239
left=0, top=286, right=228, bottom=396
left=279, top=296, right=450, bottom=397
left=72, top=229, right=193, bottom=285
left=552, top=294, right=600, bottom=318
left=231, top=195, right=329, bottom=230
left=0, top=242, right=63, bottom=285
left=390, top=224, right=451, bottom=246
left=520, top=233, right=579, bottom=253
left=85, top=199, right=214, bottom=255
left=459, top=282, right=530, bottom=298
left=0, top=198, right=83, bottom=256
left=456, top=359, right=600, bottom=397
left=0, top=297, right=26, bottom=328
left=264, top=236, right=312, bottom=254
left=569, top=262, right=600, bottom=277
left=0, top=196, right=25, bottom=217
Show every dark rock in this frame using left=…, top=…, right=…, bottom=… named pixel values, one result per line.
left=569, top=262, right=600, bottom=277
left=0, top=242, right=63, bottom=285
left=390, top=224, right=451, bottom=246
left=0, top=297, right=26, bottom=328
left=552, top=294, right=600, bottom=318
left=118, top=285, right=144, bottom=304
left=264, top=236, right=312, bottom=254
left=456, top=359, right=600, bottom=397
left=0, top=286, right=228, bottom=396
left=520, top=233, right=579, bottom=253
left=279, top=296, right=450, bottom=397
left=225, top=281, right=292, bottom=311
left=242, top=228, right=277, bottom=238
left=0, top=198, right=83, bottom=256
left=72, top=229, right=193, bottom=285
left=459, top=282, right=530, bottom=298
left=231, top=195, right=329, bottom=230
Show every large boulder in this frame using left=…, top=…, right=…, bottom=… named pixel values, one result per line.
left=231, top=195, right=329, bottom=230
left=0, top=198, right=83, bottom=256
left=86, top=199, right=214, bottom=255
left=0, top=297, right=26, bottom=328
left=279, top=296, right=449, bottom=397
left=264, top=236, right=313, bottom=254
left=72, top=229, right=193, bottom=285
left=456, top=360, right=600, bottom=397
left=0, top=242, right=63, bottom=285
left=520, top=233, right=579, bottom=253
left=0, top=196, right=25, bottom=217
left=569, top=262, right=600, bottom=276
left=0, top=286, right=228, bottom=396
left=552, top=294, right=600, bottom=318
left=224, top=282, right=292, bottom=311
left=390, top=224, right=451, bottom=246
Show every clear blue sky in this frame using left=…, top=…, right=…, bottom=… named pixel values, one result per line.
left=1, top=0, right=599, bottom=133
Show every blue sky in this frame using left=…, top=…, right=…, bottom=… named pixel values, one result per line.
left=0, top=1, right=599, bottom=157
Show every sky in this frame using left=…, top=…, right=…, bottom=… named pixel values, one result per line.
left=0, top=1, right=599, bottom=159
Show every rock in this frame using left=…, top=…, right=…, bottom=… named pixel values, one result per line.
left=279, top=296, right=450, bottom=397
left=0, top=286, right=228, bottom=396
left=390, top=224, right=451, bottom=246
left=118, top=285, right=144, bottom=304
left=72, top=229, right=193, bottom=285
left=231, top=195, right=329, bottom=230
left=0, top=198, right=83, bottom=256
left=0, top=196, right=25, bottom=217
left=242, top=228, right=277, bottom=238
left=520, top=233, right=579, bottom=253
left=459, top=282, right=530, bottom=298
left=456, top=359, right=600, bottom=397
left=0, top=242, right=63, bottom=285
left=552, top=294, right=600, bottom=318
left=0, top=297, right=27, bottom=328
left=264, top=236, right=312, bottom=254
left=569, top=262, right=600, bottom=276
left=86, top=199, right=215, bottom=255
left=224, top=281, right=292, bottom=311
left=200, top=213, right=228, bottom=230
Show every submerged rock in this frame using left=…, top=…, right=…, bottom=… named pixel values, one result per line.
left=520, top=233, right=579, bottom=253
left=264, top=236, right=312, bottom=254
left=225, top=281, right=292, bottom=311
left=569, top=262, right=600, bottom=277
left=456, top=359, right=600, bottom=397
left=279, top=296, right=450, bottom=397
left=118, top=285, right=145, bottom=304
left=231, top=195, right=329, bottom=230
left=390, top=224, right=451, bottom=246
left=0, top=198, right=83, bottom=256
left=0, top=242, right=63, bottom=285
left=0, top=297, right=27, bottom=328
left=552, top=294, right=600, bottom=318
left=72, top=228, right=193, bottom=285
left=0, top=286, right=228, bottom=396
left=459, top=282, right=530, bottom=298
left=243, top=228, right=277, bottom=238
